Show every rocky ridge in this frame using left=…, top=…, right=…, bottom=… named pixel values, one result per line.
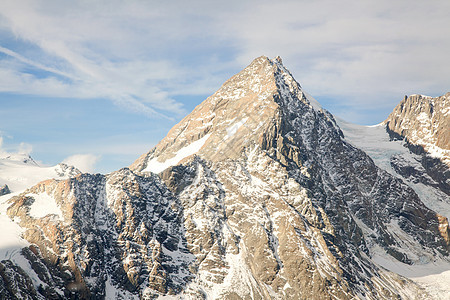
left=3, top=169, right=193, bottom=299
left=385, top=93, right=449, bottom=164
left=0, top=184, right=10, bottom=196
left=1, top=56, right=449, bottom=299
left=384, top=93, right=449, bottom=198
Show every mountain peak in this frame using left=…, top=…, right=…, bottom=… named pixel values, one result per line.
left=0, top=152, right=38, bottom=166
left=131, top=56, right=326, bottom=173
left=384, top=92, right=450, bottom=166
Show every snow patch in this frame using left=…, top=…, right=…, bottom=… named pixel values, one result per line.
left=144, top=134, right=211, bottom=174
left=371, top=244, right=450, bottom=299
left=416, top=112, right=429, bottom=123
left=27, top=192, right=63, bottom=219
left=0, top=158, right=78, bottom=193
left=226, top=117, right=248, bottom=138
left=105, top=276, right=139, bottom=300
left=303, top=91, right=322, bottom=111
left=0, top=193, right=28, bottom=261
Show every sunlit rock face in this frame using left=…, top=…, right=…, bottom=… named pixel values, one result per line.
left=385, top=93, right=450, bottom=159
left=385, top=93, right=450, bottom=197
left=2, top=56, right=448, bottom=299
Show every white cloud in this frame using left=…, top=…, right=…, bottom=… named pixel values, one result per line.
left=18, top=142, right=32, bottom=155
left=220, top=0, right=450, bottom=106
left=0, top=0, right=207, bottom=118
left=62, top=154, right=100, bottom=173
left=0, top=136, right=5, bottom=156
left=0, top=135, right=33, bottom=157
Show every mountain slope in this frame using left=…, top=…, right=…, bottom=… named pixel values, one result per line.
left=338, top=93, right=450, bottom=297
left=384, top=93, right=450, bottom=199
left=0, top=154, right=82, bottom=299
left=3, top=170, right=193, bottom=299
left=1, top=56, right=448, bottom=299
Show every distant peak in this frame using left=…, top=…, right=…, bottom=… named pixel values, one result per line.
left=0, top=152, right=38, bottom=165
left=249, top=55, right=285, bottom=68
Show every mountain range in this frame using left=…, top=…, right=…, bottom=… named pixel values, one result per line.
left=0, top=56, right=449, bottom=299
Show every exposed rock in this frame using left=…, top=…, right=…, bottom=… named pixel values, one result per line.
left=0, top=260, right=38, bottom=300
left=130, top=56, right=442, bottom=298
left=5, top=169, right=193, bottom=299
left=0, top=184, right=10, bottom=196
left=385, top=93, right=450, bottom=157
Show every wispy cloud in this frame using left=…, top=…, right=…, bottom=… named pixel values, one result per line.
left=221, top=1, right=450, bottom=101
left=0, top=46, right=76, bottom=79
left=0, top=0, right=449, bottom=124
left=0, top=0, right=224, bottom=118
left=0, top=135, right=33, bottom=157
left=62, top=154, right=100, bottom=173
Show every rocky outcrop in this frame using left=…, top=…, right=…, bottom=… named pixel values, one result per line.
left=385, top=93, right=450, bottom=156
left=0, top=184, right=10, bottom=196
left=0, top=260, right=38, bottom=300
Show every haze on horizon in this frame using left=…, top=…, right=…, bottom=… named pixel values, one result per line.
left=0, top=0, right=449, bottom=173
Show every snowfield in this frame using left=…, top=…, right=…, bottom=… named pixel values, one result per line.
left=338, top=118, right=450, bottom=299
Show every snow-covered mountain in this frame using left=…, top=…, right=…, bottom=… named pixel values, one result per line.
left=1, top=56, right=449, bottom=299
left=0, top=152, right=80, bottom=193
left=0, top=153, right=81, bottom=298
left=337, top=92, right=450, bottom=297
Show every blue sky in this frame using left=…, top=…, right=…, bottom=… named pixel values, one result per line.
left=0, top=0, right=449, bottom=173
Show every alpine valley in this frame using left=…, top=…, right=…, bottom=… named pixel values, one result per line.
left=1, top=56, right=449, bottom=299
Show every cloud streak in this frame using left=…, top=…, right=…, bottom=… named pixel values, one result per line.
left=0, top=0, right=210, bottom=118
left=0, top=0, right=449, bottom=124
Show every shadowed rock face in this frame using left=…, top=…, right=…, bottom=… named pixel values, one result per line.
left=2, top=56, right=448, bottom=299
left=0, top=184, right=10, bottom=196
left=4, top=170, right=193, bottom=299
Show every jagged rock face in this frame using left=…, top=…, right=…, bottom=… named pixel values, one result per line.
left=131, top=56, right=318, bottom=171
left=385, top=93, right=449, bottom=165
left=385, top=93, right=450, bottom=196
left=0, top=260, right=38, bottom=300
left=5, top=169, right=193, bottom=299
left=3, top=56, right=448, bottom=299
